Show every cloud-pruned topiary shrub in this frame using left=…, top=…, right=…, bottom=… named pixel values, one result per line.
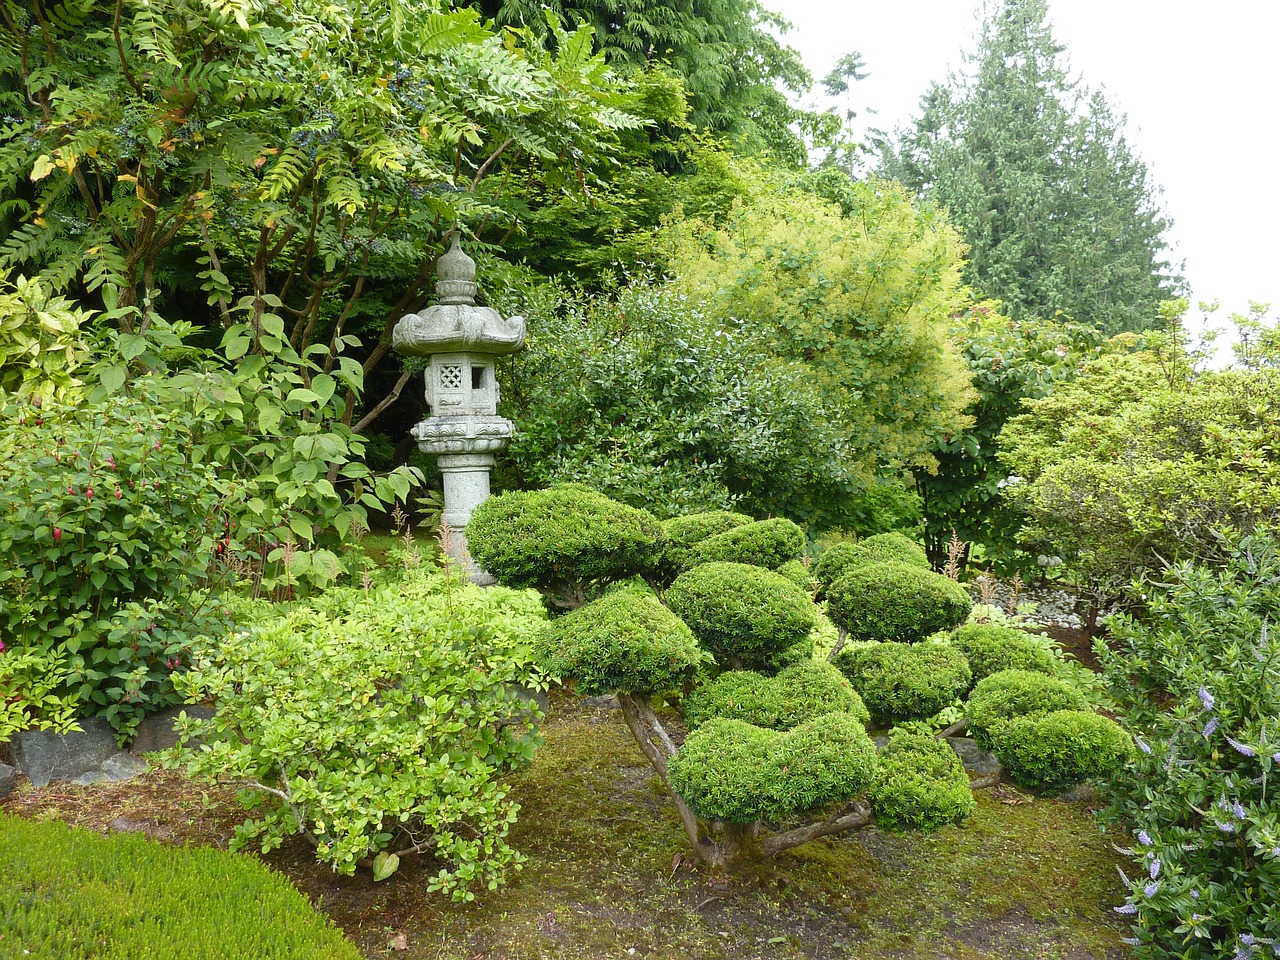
left=964, top=669, right=1088, bottom=751
left=466, top=485, right=662, bottom=609
left=658, top=510, right=754, bottom=581
left=684, top=659, right=869, bottom=730
left=825, top=561, right=972, bottom=644
left=537, top=587, right=705, bottom=696
left=684, top=517, right=805, bottom=571
left=870, top=731, right=976, bottom=831
left=668, top=713, right=879, bottom=824
left=832, top=642, right=972, bottom=724
left=666, top=561, right=816, bottom=671
left=813, top=532, right=930, bottom=593
left=993, top=709, right=1132, bottom=792
left=948, top=624, right=1056, bottom=684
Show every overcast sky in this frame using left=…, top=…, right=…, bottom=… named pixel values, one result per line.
left=772, top=1, right=1279, bottom=346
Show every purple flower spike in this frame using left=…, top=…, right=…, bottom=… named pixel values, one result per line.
left=1149, top=858, right=1161, bottom=879
left=1143, top=881, right=1160, bottom=897
left=1138, top=830, right=1153, bottom=846
left=1204, top=718, right=1220, bottom=737
left=1198, top=686, right=1216, bottom=711
left=1227, top=737, right=1258, bottom=757
left=1134, top=734, right=1152, bottom=755
left=1114, top=903, right=1138, bottom=915
left=1233, top=801, right=1247, bottom=820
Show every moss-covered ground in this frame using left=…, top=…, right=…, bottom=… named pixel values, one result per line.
left=3, top=694, right=1129, bottom=960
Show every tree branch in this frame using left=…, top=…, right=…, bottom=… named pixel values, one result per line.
left=351, top=369, right=412, bottom=434
left=618, top=692, right=707, bottom=861
left=759, top=801, right=873, bottom=857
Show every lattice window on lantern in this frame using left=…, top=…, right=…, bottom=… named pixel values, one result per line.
left=439, top=364, right=464, bottom=390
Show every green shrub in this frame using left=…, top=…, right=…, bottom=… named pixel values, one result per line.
left=684, top=517, right=805, bottom=571
left=774, top=558, right=816, bottom=592
left=173, top=565, right=548, bottom=898
left=684, top=659, right=869, bottom=730
left=993, top=709, right=1132, bottom=792
left=965, top=669, right=1088, bottom=751
left=948, top=624, right=1056, bottom=684
left=813, top=532, right=930, bottom=592
left=658, top=510, right=754, bottom=580
left=1097, top=537, right=1280, bottom=957
left=870, top=731, right=976, bottom=831
left=825, top=561, right=972, bottom=644
left=669, top=713, right=879, bottom=823
left=537, top=586, right=705, bottom=696
left=832, top=642, right=972, bottom=724
left=0, top=395, right=228, bottom=739
left=0, top=814, right=361, bottom=959
left=665, top=561, right=816, bottom=670
left=0, top=646, right=79, bottom=744
left=465, top=485, right=662, bottom=608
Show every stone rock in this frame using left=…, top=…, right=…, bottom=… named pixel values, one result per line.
left=0, top=760, right=15, bottom=799
left=948, top=737, right=1002, bottom=775
left=1057, top=782, right=1101, bottom=804
left=108, top=816, right=174, bottom=840
left=11, top=717, right=119, bottom=787
left=70, top=751, right=149, bottom=786
left=130, top=705, right=215, bottom=754
left=582, top=694, right=620, bottom=711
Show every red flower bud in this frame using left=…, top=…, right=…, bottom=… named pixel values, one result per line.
left=86, top=486, right=94, bottom=500
left=68, top=485, right=76, bottom=495
left=53, top=527, right=62, bottom=543
left=115, top=488, right=122, bottom=499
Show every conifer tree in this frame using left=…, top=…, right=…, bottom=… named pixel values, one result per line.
left=882, top=0, right=1182, bottom=334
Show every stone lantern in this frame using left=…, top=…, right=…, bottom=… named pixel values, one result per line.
left=391, top=236, right=525, bottom=579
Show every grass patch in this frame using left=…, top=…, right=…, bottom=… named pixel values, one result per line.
left=0, top=814, right=361, bottom=959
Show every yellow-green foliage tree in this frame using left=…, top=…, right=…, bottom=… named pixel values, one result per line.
left=662, top=170, right=975, bottom=482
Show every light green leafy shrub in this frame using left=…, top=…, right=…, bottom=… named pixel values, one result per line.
left=665, top=561, right=816, bottom=670
left=993, top=709, right=1132, bottom=792
left=173, top=565, right=548, bottom=898
left=0, top=395, right=228, bottom=739
left=870, top=731, right=976, bottom=831
left=466, top=485, right=663, bottom=609
left=684, top=517, right=805, bottom=571
left=669, top=713, right=879, bottom=823
left=0, top=814, right=362, bottom=960
left=0, top=646, right=79, bottom=744
left=832, top=642, right=972, bottom=724
left=684, top=659, right=869, bottom=730
left=965, top=669, right=1088, bottom=752
left=825, top=561, right=971, bottom=644
left=657, top=510, right=754, bottom=581
left=948, top=623, right=1056, bottom=684
left=536, top=586, right=704, bottom=696
left=813, top=533, right=930, bottom=592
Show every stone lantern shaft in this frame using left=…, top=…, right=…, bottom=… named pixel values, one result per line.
left=391, top=236, right=525, bottom=580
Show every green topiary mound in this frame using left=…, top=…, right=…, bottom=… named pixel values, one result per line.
left=964, top=669, right=1089, bottom=751
left=870, top=731, right=976, bottom=831
left=0, top=814, right=362, bottom=960
left=537, top=587, right=704, bottom=696
left=684, top=659, right=870, bottom=730
left=684, top=517, right=805, bottom=571
left=813, top=532, right=930, bottom=593
left=669, top=713, right=879, bottom=823
left=993, top=709, right=1133, bottom=793
left=825, top=562, right=972, bottom=644
left=774, top=558, right=816, bottom=593
left=666, top=562, right=816, bottom=670
left=948, top=624, right=1057, bottom=684
left=658, top=510, right=755, bottom=580
left=832, top=642, right=972, bottom=724
left=466, top=485, right=662, bottom=607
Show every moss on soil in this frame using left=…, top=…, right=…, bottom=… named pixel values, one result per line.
left=2, top=695, right=1128, bottom=960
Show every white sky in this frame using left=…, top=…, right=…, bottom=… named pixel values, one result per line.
left=771, top=0, right=1280, bottom=344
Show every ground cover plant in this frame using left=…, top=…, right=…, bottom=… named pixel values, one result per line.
left=467, top=484, right=1132, bottom=869
left=0, top=813, right=361, bottom=959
